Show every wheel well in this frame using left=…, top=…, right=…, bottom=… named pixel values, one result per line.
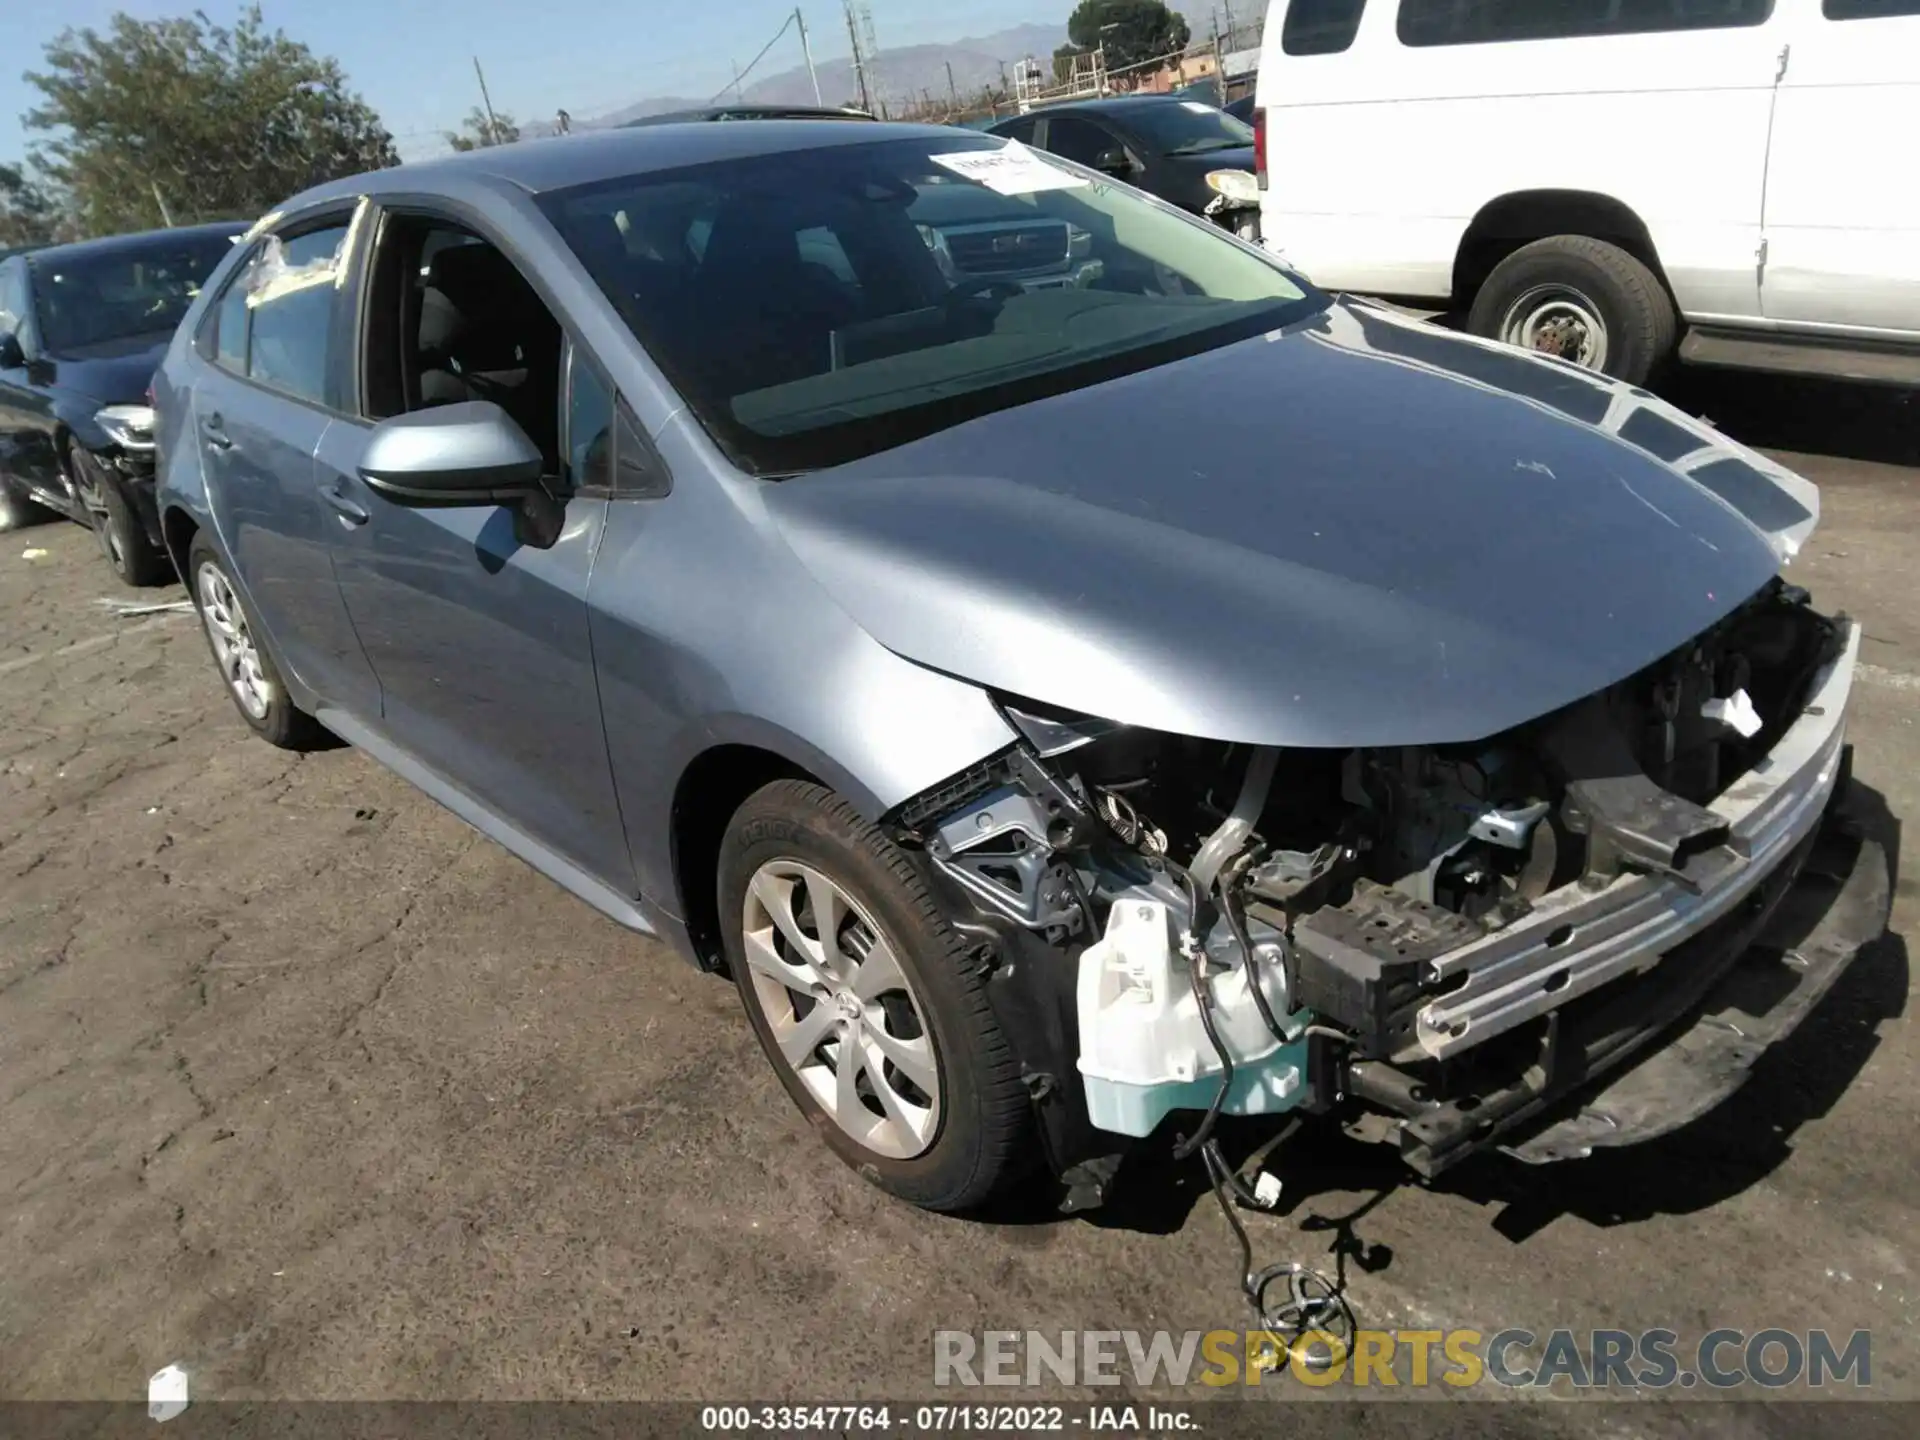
left=1454, top=190, right=1668, bottom=305
left=161, top=507, right=199, bottom=584
left=671, top=744, right=819, bottom=970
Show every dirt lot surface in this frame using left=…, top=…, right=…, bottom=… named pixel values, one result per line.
left=2, top=371, right=1916, bottom=1433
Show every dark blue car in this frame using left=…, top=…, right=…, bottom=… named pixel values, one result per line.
left=0, top=221, right=245, bottom=582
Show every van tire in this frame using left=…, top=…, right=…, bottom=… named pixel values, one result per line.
left=1469, top=235, right=1676, bottom=385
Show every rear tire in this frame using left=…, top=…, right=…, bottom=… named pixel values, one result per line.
left=1468, top=234, right=1677, bottom=386
left=718, top=779, right=1032, bottom=1212
left=185, top=533, right=329, bottom=750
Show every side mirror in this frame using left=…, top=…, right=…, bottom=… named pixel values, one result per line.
left=357, top=400, right=546, bottom=507
left=0, top=332, right=24, bottom=370
left=1093, top=147, right=1137, bottom=178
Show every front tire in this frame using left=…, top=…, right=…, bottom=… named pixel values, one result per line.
left=1468, top=234, right=1677, bottom=385
left=185, top=533, right=329, bottom=750
left=69, top=445, right=169, bottom=586
left=718, top=780, right=1032, bottom=1212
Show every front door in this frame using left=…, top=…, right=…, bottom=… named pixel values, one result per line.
left=1762, top=1, right=1920, bottom=333
left=321, top=211, right=631, bottom=889
left=195, top=216, right=383, bottom=719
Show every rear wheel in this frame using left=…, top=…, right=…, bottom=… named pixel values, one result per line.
left=1468, top=234, right=1677, bottom=386
left=185, top=533, right=329, bottom=750
left=718, top=779, right=1032, bottom=1212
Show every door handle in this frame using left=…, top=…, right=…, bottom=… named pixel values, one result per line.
left=201, top=413, right=232, bottom=450
left=320, top=483, right=369, bottom=526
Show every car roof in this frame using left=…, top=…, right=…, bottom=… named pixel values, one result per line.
left=22, top=220, right=248, bottom=267
left=276, top=121, right=969, bottom=216
left=623, top=104, right=876, bottom=126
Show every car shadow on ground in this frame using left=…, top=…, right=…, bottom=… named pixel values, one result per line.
left=1013, top=782, right=1906, bottom=1300
left=1666, top=368, right=1920, bottom=470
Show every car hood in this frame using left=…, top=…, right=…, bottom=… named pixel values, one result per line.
left=44, top=335, right=167, bottom=408
left=763, top=299, right=1818, bottom=748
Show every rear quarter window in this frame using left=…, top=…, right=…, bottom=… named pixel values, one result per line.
left=1398, top=0, right=1774, bottom=46
left=1284, top=0, right=1368, bottom=55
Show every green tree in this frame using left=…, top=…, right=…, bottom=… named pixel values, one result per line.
left=23, top=6, right=399, bottom=237
left=0, top=162, right=70, bottom=248
left=445, top=107, right=521, bottom=152
left=1064, top=0, right=1192, bottom=73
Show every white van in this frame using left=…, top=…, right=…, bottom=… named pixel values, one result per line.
left=1254, top=0, right=1920, bottom=386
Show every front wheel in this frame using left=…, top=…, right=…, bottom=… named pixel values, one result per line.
left=718, top=780, right=1033, bottom=1212
left=1468, top=235, right=1677, bottom=386
left=68, top=445, right=169, bottom=586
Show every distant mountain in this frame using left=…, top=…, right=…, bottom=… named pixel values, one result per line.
left=738, top=22, right=1068, bottom=111
left=527, top=21, right=1068, bottom=135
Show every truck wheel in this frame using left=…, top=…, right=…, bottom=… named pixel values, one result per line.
left=1469, top=235, right=1676, bottom=385
left=718, top=779, right=1032, bottom=1212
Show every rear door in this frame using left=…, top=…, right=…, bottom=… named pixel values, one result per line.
left=1761, top=0, right=1920, bottom=333
left=193, top=210, right=383, bottom=719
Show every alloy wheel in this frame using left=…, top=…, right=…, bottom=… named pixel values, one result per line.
left=195, top=561, right=272, bottom=720
left=1499, top=283, right=1609, bottom=372
left=740, top=859, right=941, bottom=1160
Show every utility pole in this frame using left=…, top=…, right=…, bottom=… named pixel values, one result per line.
left=843, top=2, right=870, bottom=112
left=1210, top=14, right=1223, bottom=104
left=472, top=55, right=502, bottom=145
left=945, top=60, right=959, bottom=112
left=795, top=7, right=823, bottom=106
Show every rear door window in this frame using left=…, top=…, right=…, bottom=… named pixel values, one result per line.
left=243, top=224, right=352, bottom=406
left=212, top=260, right=251, bottom=372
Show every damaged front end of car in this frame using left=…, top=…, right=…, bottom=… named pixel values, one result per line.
left=882, top=578, right=1883, bottom=1210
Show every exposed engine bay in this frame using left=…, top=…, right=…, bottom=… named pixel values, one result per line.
left=887, top=578, right=1862, bottom=1203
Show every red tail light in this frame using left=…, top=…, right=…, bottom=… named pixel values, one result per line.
left=1253, top=106, right=1267, bottom=191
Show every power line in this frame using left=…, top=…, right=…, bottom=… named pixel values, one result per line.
left=709, top=10, right=799, bottom=104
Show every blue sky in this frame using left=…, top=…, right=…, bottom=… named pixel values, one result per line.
left=2, top=0, right=1062, bottom=164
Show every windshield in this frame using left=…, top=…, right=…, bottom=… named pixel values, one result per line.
left=28, top=232, right=237, bottom=353
left=540, top=134, right=1321, bottom=473
left=1124, top=101, right=1254, bottom=155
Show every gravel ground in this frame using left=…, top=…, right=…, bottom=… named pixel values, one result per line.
left=1, top=370, right=1916, bottom=1435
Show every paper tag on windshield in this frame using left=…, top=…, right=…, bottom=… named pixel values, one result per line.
left=929, top=140, right=1089, bottom=196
